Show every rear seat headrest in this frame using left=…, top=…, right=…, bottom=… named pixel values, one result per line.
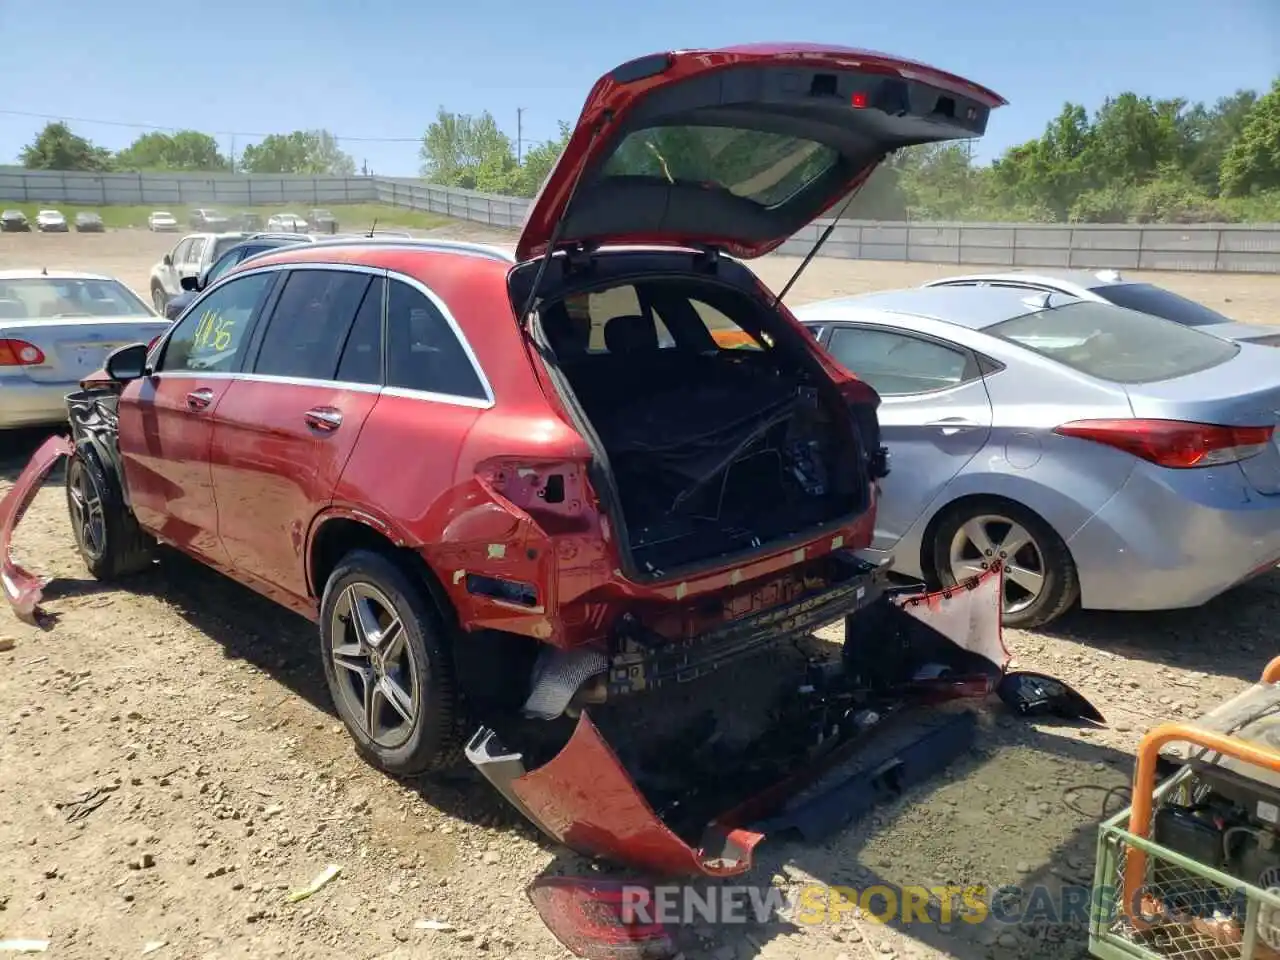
left=603, top=314, right=659, bottom=354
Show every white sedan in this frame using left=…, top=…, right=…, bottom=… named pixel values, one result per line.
left=147, top=211, right=178, bottom=232
left=34, top=209, right=68, bottom=233
left=0, top=270, right=171, bottom=428
left=265, top=212, right=309, bottom=232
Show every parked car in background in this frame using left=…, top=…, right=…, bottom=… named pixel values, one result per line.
left=306, top=208, right=339, bottom=233
left=35, top=210, right=68, bottom=233
left=0, top=270, right=169, bottom=428
left=796, top=286, right=1280, bottom=628
left=1, top=210, right=30, bottom=233
left=189, top=208, right=231, bottom=230
left=163, top=234, right=316, bottom=319
left=237, top=212, right=263, bottom=231
left=0, top=45, right=1007, bottom=872
left=147, top=232, right=249, bottom=313
left=922, top=270, right=1280, bottom=347
left=265, top=212, right=308, bottom=232
left=74, top=212, right=105, bottom=233
left=147, top=211, right=178, bottom=232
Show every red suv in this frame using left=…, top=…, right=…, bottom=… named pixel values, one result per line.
left=3, top=44, right=1003, bottom=875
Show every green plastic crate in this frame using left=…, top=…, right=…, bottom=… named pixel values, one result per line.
left=1090, top=765, right=1280, bottom=960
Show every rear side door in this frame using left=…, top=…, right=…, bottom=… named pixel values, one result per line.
left=822, top=322, right=994, bottom=553
left=118, top=270, right=279, bottom=565
left=210, top=265, right=384, bottom=601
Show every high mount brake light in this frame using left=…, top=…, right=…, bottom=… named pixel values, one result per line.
left=1054, top=419, right=1275, bottom=468
left=527, top=878, right=676, bottom=960
left=0, top=339, right=46, bottom=367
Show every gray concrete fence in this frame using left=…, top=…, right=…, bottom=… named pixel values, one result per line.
left=3, top=167, right=1278, bottom=273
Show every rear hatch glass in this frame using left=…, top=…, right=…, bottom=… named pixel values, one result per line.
left=984, top=301, right=1238, bottom=384
left=1095, top=283, right=1233, bottom=328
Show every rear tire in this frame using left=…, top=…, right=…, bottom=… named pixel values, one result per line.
left=319, top=549, right=461, bottom=777
left=150, top=283, right=167, bottom=314
left=65, top=445, right=155, bottom=581
left=930, top=498, right=1078, bottom=629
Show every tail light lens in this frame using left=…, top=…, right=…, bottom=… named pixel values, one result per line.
left=527, top=878, right=676, bottom=960
left=147, top=335, right=162, bottom=352
left=0, top=339, right=46, bottom=367
left=1054, top=419, right=1275, bottom=468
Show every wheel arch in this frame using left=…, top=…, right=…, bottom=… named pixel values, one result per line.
left=917, top=491, right=1079, bottom=585
left=306, top=511, right=457, bottom=631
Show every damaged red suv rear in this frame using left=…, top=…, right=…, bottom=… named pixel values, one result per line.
left=2, top=45, right=1006, bottom=876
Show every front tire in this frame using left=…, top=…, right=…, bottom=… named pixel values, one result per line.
left=150, top=283, right=167, bottom=314
left=930, top=498, right=1078, bottom=629
left=319, top=549, right=460, bottom=776
left=65, top=446, right=155, bottom=580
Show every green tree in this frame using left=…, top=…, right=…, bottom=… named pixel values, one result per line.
left=114, top=130, right=228, bottom=172
left=1220, top=78, right=1280, bottom=197
left=1177, top=90, right=1258, bottom=194
left=239, top=130, right=355, bottom=175
left=513, top=121, right=572, bottom=197
left=19, top=122, right=113, bottom=171
left=418, top=108, right=516, bottom=189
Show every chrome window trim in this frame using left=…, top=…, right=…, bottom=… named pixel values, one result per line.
left=150, top=260, right=496, bottom=411
left=384, top=271, right=494, bottom=406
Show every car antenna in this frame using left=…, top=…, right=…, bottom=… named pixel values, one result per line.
left=367, top=218, right=377, bottom=238
left=40, top=266, right=47, bottom=276
left=772, top=164, right=875, bottom=308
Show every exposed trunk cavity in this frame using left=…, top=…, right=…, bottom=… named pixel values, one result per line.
left=534, top=271, right=867, bottom=579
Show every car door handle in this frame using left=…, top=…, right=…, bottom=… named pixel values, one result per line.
left=185, top=388, right=214, bottom=410
left=925, top=418, right=983, bottom=436
left=304, top=407, right=343, bottom=432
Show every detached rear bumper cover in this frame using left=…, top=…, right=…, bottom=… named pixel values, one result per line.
left=469, top=564, right=1008, bottom=877
left=0, top=435, right=73, bottom=621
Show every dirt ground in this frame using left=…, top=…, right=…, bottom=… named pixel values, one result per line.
left=3, top=225, right=1280, bottom=960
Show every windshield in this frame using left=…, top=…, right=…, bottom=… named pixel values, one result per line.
left=1095, top=282, right=1232, bottom=328
left=0, top=277, right=152, bottom=319
left=986, top=301, right=1239, bottom=384
left=600, top=125, right=839, bottom=208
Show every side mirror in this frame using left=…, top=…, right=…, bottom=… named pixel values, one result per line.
left=180, top=275, right=200, bottom=292
left=105, top=342, right=150, bottom=383
left=162, top=254, right=172, bottom=266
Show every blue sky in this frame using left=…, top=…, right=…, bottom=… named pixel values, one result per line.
left=1, top=0, right=1277, bottom=175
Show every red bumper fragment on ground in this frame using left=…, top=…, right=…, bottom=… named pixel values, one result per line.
left=502, top=565, right=1008, bottom=877
left=1, top=435, right=73, bottom=622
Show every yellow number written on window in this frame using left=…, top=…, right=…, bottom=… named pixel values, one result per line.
left=191, top=309, right=236, bottom=354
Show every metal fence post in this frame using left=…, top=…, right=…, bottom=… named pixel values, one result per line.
left=1213, top=228, right=1223, bottom=272
left=1067, top=228, right=1076, bottom=269
left=1137, top=228, right=1145, bottom=270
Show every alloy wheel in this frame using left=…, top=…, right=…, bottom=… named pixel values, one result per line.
left=67, top=459, right=106, bottom=560
left=151, top=288, right=167, bottom=313
left=328, top=582, right=419, bottom=749
left=948, top=514, right=1047, bottom=615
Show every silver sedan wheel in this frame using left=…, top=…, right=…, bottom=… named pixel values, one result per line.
left=151, top=287, right=167, bottom=313
left=328, top=582, right=419, bottom=750
left=67, top=458, right=106, bottom=560
left=948, top=514, right=1046, bottom=615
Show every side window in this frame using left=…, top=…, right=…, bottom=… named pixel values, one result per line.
left=335, top=276, right=383, bottom=385
left=575, top=286, right=674, bottom=353
left=690, top=297, right=766, bottom=351
left=170, top=239, right=192, bottom=265
left=206, top=249, right=244, bottom=284
left=385, top=278, right=486, bottom=400
left=252, top=269, right=373, bottom=381
left=159, top=272, right=275, bottom=373
left=187, top=238, right=207, bottom=264
left=827, top=326, right=973, bottom=396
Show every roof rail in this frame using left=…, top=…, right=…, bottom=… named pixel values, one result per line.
left=299, top=236, right=516, bottom=263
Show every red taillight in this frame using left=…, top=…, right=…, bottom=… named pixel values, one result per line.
left=851, top=92, right=869, bottom=108
left=0, top=339, right=46, bottom=367
left=527, top=878, right=675, bottom=960
left=1054, top=419, right=1275, bottom=468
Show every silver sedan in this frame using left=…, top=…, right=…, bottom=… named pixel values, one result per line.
left=796, top=286, right=1280, bottom=628
left=0, top=270, right=172, bottom=429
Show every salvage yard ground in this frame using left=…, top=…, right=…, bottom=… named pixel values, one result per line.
left=2, top=225, right=1280, bottom=960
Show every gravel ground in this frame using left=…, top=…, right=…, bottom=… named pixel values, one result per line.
left=2, top=225, right=1280, bottom=960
